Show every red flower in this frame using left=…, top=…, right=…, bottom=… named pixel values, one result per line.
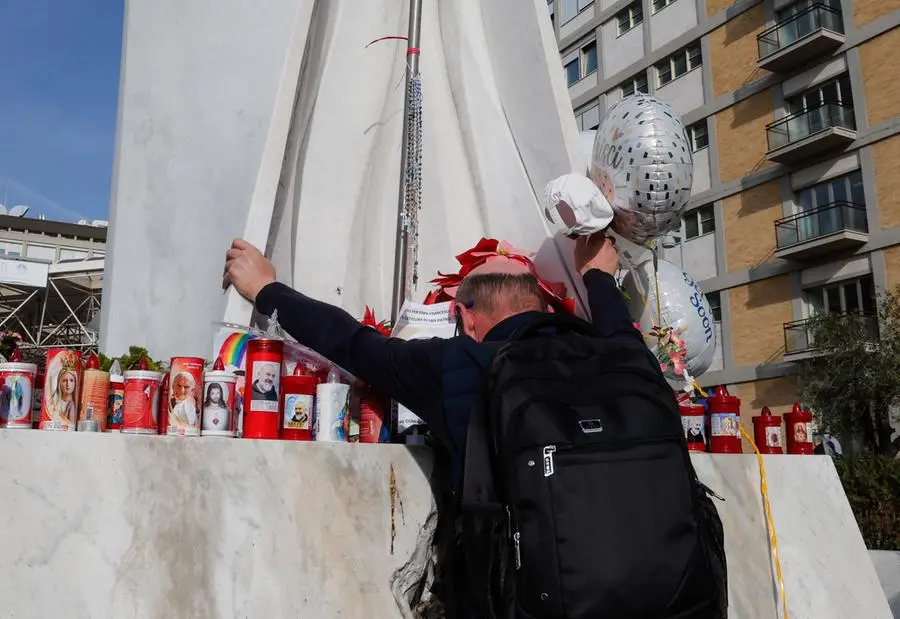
left=424, top=238, right=576, bottom=314
left=361, top=306, right=392, bottom=337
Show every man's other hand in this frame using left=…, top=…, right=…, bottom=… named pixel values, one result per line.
left=223, top=239, right=276, bottom=302
left=574, top=232, right=618, bottom=276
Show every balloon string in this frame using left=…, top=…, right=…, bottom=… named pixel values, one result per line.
left=739, top=424, right=789, bottom=619
left=652, top=247, right=662, bottom=328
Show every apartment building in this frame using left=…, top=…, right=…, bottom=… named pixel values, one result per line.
left=550, top=0, right=900, bottom=423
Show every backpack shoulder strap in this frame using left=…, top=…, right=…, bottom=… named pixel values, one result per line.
left=461, top=339, right=503, bottom=506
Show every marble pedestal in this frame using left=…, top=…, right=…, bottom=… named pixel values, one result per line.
left=0, top=431, right=436, bottom=619
left=0, top=431, right=892, bottom=618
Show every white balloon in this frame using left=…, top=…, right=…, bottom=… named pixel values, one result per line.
left=621, top=257, right=716, bottom=377
left=590, top=95, right=693, bottom=245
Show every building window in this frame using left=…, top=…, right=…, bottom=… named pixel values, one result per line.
left=706, top=291, right=722, bottom=322
left=0, top=241, right=22, bottom=258
left=687, top=121, right=708, bottom=152
left=564, top=40, right=598, bottom=86
left=560, top=0, right=594, bottom=24
left=621, top=72, right=649, bottom=97
left=797, top=170, right=864, bottom=211
left=25, top=243, right=56, bottom=262
left=582, top=41, right=598, bottom=77
left=616, top=2, right=643, bottom=36
left=806, top=275, right=875, bottom=316
left=788, top=74, right=853, bottom=112
left=656, top=44, right=702, bottom=87
left=576, top=103, right=601, bottom=131
left=684, top=205, right=715, bottom=239
left=652, top=0, right=678, bottom=14
left=59, top=248, right=90, bottom=261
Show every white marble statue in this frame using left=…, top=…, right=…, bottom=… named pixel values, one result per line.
left=100, top=0, right=585, bottom=360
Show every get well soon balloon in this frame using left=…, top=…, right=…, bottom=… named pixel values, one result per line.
left=621, top=257, right=717, bottom=377
left=591, top=95, right=693, bottom=245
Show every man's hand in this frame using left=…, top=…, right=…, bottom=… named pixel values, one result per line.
left=223, top=239, right=276, bottom=302
left=573, top=232, right=618, bottom=276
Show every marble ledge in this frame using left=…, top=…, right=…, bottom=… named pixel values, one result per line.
left=0, top=431, right=892, bottom=619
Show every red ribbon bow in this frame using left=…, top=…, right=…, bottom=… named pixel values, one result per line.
left=423, top=238, right=575, bottom=314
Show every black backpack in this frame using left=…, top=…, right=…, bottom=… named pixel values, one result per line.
left=459, top=313, right=727, bottom=619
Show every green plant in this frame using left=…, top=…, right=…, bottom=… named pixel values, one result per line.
left=797, top=287, right=900, bottom=454
left=835, top=454, right=900, bottom=550
left=99, top=346, right=165, bottom=373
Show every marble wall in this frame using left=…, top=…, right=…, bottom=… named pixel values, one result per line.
left=0, top=431, right=891, bottom=618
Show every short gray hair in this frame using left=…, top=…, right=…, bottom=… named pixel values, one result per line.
left=455, top=273, right=544, bottom=316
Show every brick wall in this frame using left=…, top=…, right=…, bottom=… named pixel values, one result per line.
left=723, top=180, right=782, bottom=271
left=714, top=89, right=774, bottom=183
left=859, top=28, right=900, bottom=128
left=854, top=0, right=900, bottom=29
left=729, top=275, right=793, bottom=367
left=884, top=246, right=900, bottom=289
left=706, top=0, right=740, bottom=18
left=872, top=136, right=900, bottom=229
left=708, top=3, right=769, bottom=98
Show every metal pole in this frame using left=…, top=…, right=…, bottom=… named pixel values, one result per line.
left=390, top=0, right=423, bottom=323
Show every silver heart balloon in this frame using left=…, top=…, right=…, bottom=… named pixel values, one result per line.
left=590, top=95, right=694, bottom=245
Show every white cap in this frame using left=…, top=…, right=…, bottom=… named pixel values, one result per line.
left=543, top=174, right=614, bottom=238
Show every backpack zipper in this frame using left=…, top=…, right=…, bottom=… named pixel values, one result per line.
left=513, top=531, right=522, bottom=570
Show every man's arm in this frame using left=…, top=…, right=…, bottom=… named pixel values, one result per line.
left=582, top=269, right=641, bottom=340
left=254, top=283, right=447, bottom=437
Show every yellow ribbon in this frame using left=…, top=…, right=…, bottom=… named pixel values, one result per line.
left=738, top=424, right=789, bottom=619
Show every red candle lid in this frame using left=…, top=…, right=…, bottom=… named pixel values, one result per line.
left=791, top=402, right=803, bottom=415
left=710, top=385, right=739, bottom=403
left=293, top=364, right=311, bottom=376
left=135, top=356, right=149, bottom=371
left=9, top=349, right=22, bottom=362
left=212, top=357, right=225, bottom=371
left=757, top=406, right=780, bottom=419
left=85, top=352, right=100, bottom=370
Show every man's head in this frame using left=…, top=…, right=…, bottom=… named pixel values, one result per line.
left=254, top=363, right=277, bottom=391
left=454, top=260, right=545, bottom=342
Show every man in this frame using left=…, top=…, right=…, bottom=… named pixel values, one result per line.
left=251, top=362, right=279, bottom=402
left=223, top=233, right=624, bottom=480
left=224, top=235, right=723, bottom=619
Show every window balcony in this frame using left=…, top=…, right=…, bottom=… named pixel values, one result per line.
left=783, top=313, right=879, bottom=360
left=757, top=4, right=845, bottom=73
left=766, top=102, right=856, bottom=164
left=774, top=202, right=868, bottom=260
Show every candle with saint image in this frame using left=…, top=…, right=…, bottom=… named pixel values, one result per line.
left=39, top=349, right=82, bottom=432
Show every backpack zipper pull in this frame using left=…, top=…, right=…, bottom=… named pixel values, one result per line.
left=506, top=505, right=512, bottom=538
left=543, top=445, right=557, bottom=477
left=513, top=532, right=522, bottom=570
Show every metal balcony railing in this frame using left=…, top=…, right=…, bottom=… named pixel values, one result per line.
left=766, top=102, right=855, bottom=151
left=784, top=313, right=879, bottom=355
left=774, top=202, right=868, bottom=249
left=757, top=3, right=845, bottom=59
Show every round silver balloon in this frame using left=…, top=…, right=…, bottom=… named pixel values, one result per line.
left=621, top=257, right=717, bottom=377
left=590, top=95, right=693, bottom=245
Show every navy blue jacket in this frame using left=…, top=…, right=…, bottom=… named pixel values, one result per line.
left=254, top=269, right=637, bottom=473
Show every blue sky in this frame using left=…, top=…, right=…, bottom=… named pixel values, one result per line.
left=0, top=0, right=123, bottom=222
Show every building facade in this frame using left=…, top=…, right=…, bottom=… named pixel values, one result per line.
left=551, top=0, right=900, bottom=423
left=0, top=215, right=106, bottom=356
